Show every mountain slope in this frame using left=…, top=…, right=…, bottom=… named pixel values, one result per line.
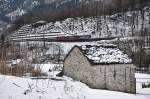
left=0, top=0, right=81, bottom=32
left=10, top=2, right=150, bottom=40
left=1, top=0, right=150, bottom=33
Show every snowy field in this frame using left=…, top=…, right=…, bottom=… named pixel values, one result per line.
left=0, top=75, right=149, bottom=99
left=0, top=68, right=150, bottom=99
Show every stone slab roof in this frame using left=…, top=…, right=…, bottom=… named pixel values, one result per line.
left=80, top=44, right=132, bottom=64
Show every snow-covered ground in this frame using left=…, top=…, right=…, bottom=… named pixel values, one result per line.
left=0, top=69, right=150, bottom=99
left=32, top=64, right=63, bottom=76
left=136, top=73, right=150, bottom=95
left=0, top=74, right=148, bottom=99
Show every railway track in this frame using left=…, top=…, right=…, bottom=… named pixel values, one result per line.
left=10, top=37, right=116, bottom=42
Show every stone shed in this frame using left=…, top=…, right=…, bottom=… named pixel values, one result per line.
left=63, top=45, right=136, bottom=93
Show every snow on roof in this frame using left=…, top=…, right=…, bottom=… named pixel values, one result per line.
left=81, top=45, right=132, bottom=64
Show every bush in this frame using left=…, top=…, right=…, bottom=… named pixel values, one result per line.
left=142, top=83, right=150, bottom=88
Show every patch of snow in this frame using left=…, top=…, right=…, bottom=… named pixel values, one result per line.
left=12, top=59, right=21, bottom=65
left=32, top=64, right=63, bottom=76
left=6, top=8, right=26, bottom=20
left=135, top=73, right=150, bottom=79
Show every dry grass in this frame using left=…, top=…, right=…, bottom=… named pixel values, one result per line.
left=0, top=64, right=43, bottom=77
left=31, top=69, right=42, bottom=77
left=0, top=42, right=44, bottom=77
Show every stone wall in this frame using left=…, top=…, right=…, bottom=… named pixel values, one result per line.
left=64, top=47, right=136, bottom=93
